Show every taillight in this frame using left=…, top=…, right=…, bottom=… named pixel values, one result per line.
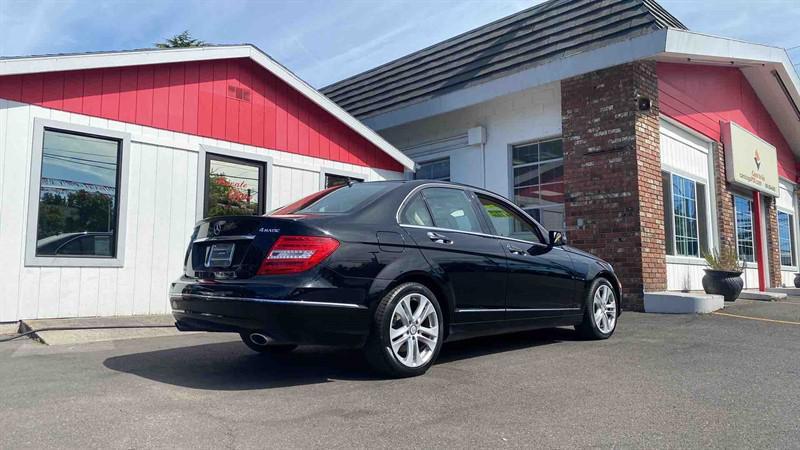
left=257, top=235, right=340, bottom=275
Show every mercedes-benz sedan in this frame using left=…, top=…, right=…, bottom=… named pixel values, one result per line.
left=170, top=181, right=621, bottom=377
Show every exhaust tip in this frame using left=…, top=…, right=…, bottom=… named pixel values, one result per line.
left=249, top=333, right=270, bottom=346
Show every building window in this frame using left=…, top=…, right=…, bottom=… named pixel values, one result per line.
left=205, top=155, right=265, bottom=217
left=777, top=211, right=795, bottom=267
left=511, top=139, right=563, bottom=231
left=415, top=158, right=450, bottom=181
left=662, top=172, right=708, bottom=258
left=26, top=119, right=130, bottom=267
left=734, top=196, right=755, bottom=263
left=35, top=129, right=121, bottom=258
left=324, top=173, right=364, bottom=188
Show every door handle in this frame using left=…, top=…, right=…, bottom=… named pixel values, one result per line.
left=507, top=244, right=528, bottom=256
left=427, top=231, right=453, bottom=245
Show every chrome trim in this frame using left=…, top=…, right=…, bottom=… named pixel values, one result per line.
left=169, top=293, right=367, bottom=309
left=395, top=182, right=552, bottom=248
left=193, top=235, right=255, bottom=243
left=455, top=307, right=581, bottom=313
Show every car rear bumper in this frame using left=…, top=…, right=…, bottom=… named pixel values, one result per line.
left=170, top=290, right=372, bottom=347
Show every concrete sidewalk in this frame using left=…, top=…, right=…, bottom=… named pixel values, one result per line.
left=17, top=315, right=185, bottom=345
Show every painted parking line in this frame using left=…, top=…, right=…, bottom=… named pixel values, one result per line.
left=712, top=311, right=800, bottom=325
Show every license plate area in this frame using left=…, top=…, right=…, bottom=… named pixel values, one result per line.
left=205, top=243, right=235, bottom=268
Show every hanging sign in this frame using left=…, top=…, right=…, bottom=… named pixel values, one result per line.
left=721, top=121, right=779, bottom=197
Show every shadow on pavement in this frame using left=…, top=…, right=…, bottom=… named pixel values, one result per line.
left=103, top=327, right=578, bottom=390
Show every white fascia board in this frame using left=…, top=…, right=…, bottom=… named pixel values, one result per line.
left=0, top=45, right=415, bottom=171
left=0, top=46, right=253, bottom=76
left=247, top=48, right=415, bottom=170
left=363, top=29, right=669, bottom=130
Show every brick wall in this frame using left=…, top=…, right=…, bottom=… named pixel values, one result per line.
left=711, top=142, right=736, bottom=249
left=765, top=196, right=782, bottom=287
left=561, top=61, right=665, bottom=310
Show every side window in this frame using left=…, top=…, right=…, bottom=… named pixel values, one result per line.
left=478, top=195, right=543, bottom=243
left=421, top=188, right=482, bottom=233
left=400, top=194, right=434, bottom=227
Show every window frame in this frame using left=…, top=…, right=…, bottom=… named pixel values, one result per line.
left=508, top=137, right=565, bottom=231
left=319, top=167, right=365, bottom=189
left=196, top=145, right=273, bottom=221
left=733, top=195, right=756, bottom=264
left=669, top=173, right=701, bottom=258
left=25, top=118, right=131, bottom=268
left=396, top=183, right=548, bottom=246
left=414, top=157, right=451, bottom=182
left=777, top=209, right=796, bottom=269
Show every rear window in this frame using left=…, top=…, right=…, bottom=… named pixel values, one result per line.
left=287, top=182, right=395, bottom=214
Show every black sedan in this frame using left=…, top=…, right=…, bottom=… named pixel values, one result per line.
left=170, top=181, right=621, bottom=377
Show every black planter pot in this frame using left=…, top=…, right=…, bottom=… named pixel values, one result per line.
left=702, top=269, right=744, bottom=302
left=794, top=273, right=800, bottom=288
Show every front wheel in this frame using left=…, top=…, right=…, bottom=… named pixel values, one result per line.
left=575, top=278, right=618, bottom=340
left=364, top=282, right=444, bottom=378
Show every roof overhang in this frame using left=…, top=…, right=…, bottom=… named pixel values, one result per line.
left=360, top=29, right=800, bottom=161
left=0, top=45, right=416, bottom=171
left=658, top=30, right=800, bottom=159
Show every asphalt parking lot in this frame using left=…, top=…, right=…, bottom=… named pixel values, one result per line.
left=1, top=298, right=799, bottom=449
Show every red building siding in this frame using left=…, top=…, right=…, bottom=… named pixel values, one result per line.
left=658, top=62, right=797, bottom=182
left=0, top=58, right=402, bottom=171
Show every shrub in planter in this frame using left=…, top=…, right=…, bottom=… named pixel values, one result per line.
left=794, top=273, right=800, bottom=288
left=702, top=245, right=744, bottom=302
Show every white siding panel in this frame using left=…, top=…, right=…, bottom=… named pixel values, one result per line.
left=132, top=144, right=158, bottom=315
left=780, top=270, right=795, bottom=288
left=668, top=263, right=761, bottom=291
left=660, top=132, right=708, bottom=181
left=777, top=181, right=794, bottom=211
left=0, top=102, right=30, bottom=321
left=0, top=100, right=402, bottom=321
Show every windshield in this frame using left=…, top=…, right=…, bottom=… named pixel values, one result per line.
left=270, top=182, right=396, bottom=215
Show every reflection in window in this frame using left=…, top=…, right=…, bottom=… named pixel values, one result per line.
left=777, top=211, right=795, bottom=267
left=325, top=173, right=364, bottom=188
left=206, top=157, right=263, bottom=217
left=36, top=129, right=120, bottom=257
left=421, top=188, right=482, bottom=233
left=415, top=158, right=450, bottom=181
left=734, top=196, right=754, bottom=263
left=511, top=139, right=564, bottom=231
left=478, top=196, right=542, bottom=243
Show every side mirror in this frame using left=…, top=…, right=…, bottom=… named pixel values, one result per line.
left=549, top=230, right=565, bottom=246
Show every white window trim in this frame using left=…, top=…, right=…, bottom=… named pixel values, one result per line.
left=318, top=167, right=365, bottom=189
left=196, top=145, right=273, bottom=221
left=659, top=117, right=719, bottom=256
left=666, top=172, right=703, bottom=259
left=733, top=194, right=756, bottom=264
left=25, top=118, right=131, bottom=268
left=776, top=208, right=797, bottom=270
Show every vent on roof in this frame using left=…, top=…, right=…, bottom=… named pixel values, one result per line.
left=227, top=85, right=251, bottom=102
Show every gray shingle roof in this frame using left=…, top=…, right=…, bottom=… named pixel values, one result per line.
left=321, top=0, right=687, bottom=119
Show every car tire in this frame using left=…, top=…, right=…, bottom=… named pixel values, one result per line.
left=239, top=332, right=298, bottom=354
left=364, top=282, right=444, bottom=378
left=575, top=278, right=619, bottom=340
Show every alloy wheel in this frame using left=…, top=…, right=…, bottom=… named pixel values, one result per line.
left=593, top=284, right=617, bottom=333
left=389, top=292, right=439, bottom=368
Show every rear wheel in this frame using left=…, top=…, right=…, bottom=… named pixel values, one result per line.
left=239, top=332, right=298, bottom=354
left=575, top=278, right=618, bottom=340
left=365, top=282, right=444, bottom=378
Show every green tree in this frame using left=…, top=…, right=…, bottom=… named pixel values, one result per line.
left=155, top=31, right=206, bottom=49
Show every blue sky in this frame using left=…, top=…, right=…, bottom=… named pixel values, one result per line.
left=1, top=0, right=799, bottom=88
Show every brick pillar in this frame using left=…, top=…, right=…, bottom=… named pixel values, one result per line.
left=561, top=61, right=665, bottom=311
left=765, top=196, right=782, bottom=287
left=711, top=142, right=736, bottom=248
